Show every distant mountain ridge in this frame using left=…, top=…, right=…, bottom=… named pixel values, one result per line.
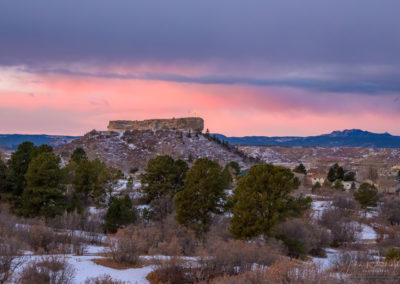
left=2, top=129, right=400, bottom=151
left=214, top=129, right=400, bottom=148
left=0, top=134, right=80, bottom=151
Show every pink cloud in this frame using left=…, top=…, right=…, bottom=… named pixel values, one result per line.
left=1, top=68, right=400, bottom=136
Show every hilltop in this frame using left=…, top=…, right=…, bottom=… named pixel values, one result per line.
left=55, top=129, right=251, bottom=172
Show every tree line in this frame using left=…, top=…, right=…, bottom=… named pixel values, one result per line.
left=0, top=142, right=121, bottom=219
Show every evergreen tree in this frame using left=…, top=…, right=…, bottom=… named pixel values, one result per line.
left=385, top=248, right=400, bottom=261
left=333, top=180, right=344, bottom=190
left=293, top=163, right=307, bottom=175
left=327, top=167, right=336, bottom=183
left=229, top=164, right=311, bottom=239
left=66, top=191, right=83, bottom=214
left=6, top=142, right=36, bottom=196
left=336, top=166, right=345, bottom=180
left=73, top=159, right=115, bottom=205
left=221, top=166, right=233, bottom=189
left=32, top=144, right=53, bottom=156
left=20, top=152, right=66, bottom=218
left=327, top=163, right=344, bottom=182
left=0, top=156, right=7, bottom=193
left=354, top=183, right=379, bottom=208
left=226, top=161, right=241, bottom=177
left=70, top=147, right=88, bottom=164
left=175, top=158, right=226, bottom=237
left=312, top=182, right=321, bottom=193
left=343, top=171, right=356, bottom=181
left=105, top=195, right=136, bottom=233
left=141, top=155, right=188, bottom=219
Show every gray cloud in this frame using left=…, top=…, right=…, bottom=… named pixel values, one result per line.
left=23, top=66, right=400, bottom=94
left=1, top=0, right=400, bottom=95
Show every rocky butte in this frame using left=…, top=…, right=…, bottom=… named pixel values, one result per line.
left=107, top=117, right=204, bottom=133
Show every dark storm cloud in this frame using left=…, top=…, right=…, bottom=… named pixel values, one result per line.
left=1, top=0, right=400, bottom=94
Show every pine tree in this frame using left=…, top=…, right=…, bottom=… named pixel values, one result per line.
left=70, top=147, right=88, bottom=164
left=333, top=180, right=344, bottom=190
left=0, top=156, right=7, bottom=193
left=105, top=195, right=136, bottom=233
left=354, top=183, right=379, bottom=208
left=327, top=167, right=336, bottom=182
left=175, top=158, right=226, bottom=237
left=293, top=163, right=307, bottom=175
left=6, top=142, right=36, bottom=197
left=141, top=155, right=188, bottom=220
left=20, top=152, right=66, bottom=218
left=337, top=166, right=345, bottom=180
left=73, top=159, right=116, bottom=205
left=229, top=164, right=311, bottom=239
left=226, top=161, right=241, bottom=177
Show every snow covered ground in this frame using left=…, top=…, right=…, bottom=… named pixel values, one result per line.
left=312, top=248, right=340, bottom=270
left=311, top=200, right=332, bottom=220
left=12, top=254, right=154, bottom=284
left=70, top=255, right=153, bottom=284
left=357, top=223, right=377, bottom=242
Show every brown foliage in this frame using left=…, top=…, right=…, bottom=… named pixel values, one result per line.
left=84, top=274, right=125, bottom=284
left=18, top=256, right=75, bottom=284
left=146, top=258, right=186, bottom=284
left=0, top=237, right=23, bottom=284
left=114, top=215, right=197, bottom=256
left=211, top=258, right=336, bottom=284
left=106, top=235, right=139, bottom=265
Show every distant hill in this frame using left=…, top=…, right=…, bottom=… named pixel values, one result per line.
left=214, top=129, right=400, bottom=148
left=0, top=134, right=79, bottom=151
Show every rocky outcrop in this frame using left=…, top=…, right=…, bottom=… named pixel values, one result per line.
left=55, top=129, right=249, bottom=172
left=108, top=117, right=204, bottom=132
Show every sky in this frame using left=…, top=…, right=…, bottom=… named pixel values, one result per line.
left=1, top=0, right=400, bottom=136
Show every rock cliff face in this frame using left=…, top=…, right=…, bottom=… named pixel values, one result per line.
left=108, top=117, right=204, bottom=132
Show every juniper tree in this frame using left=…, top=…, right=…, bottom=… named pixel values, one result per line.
left=105, top=195, right=137, bottom=233
left=354, top=183, right=379, bottom=208
left=229, top=164, right=311, bottom=239
left=293, top=163, right=307, bottom=175
left=70, top=147, right=88, bottom=164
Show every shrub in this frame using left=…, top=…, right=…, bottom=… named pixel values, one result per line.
left=28, top=224, right=57, bottom=253
left=193, top=239, right=279, bottom=281
left=116, top=214, right=197, bottom=257
left=277, top=219, right=330, bottom=258
left=18, top=256, right=75, bottom=284
left=211, top=259, right=337, bottom=284
left=385, top=248, right=400, bottom=261
left=107, top=235, right=139, bottom=265
left=146, top=258, right=186, bottom=284
left=0, top=237, right=23, bottom=283
left=320, top=207, right=360, bottom=246
left=381, top=198, right=400, bottom=225
left=332, top=194, right=358, bottom=211
left=84, top=274, right=124, bottom=284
